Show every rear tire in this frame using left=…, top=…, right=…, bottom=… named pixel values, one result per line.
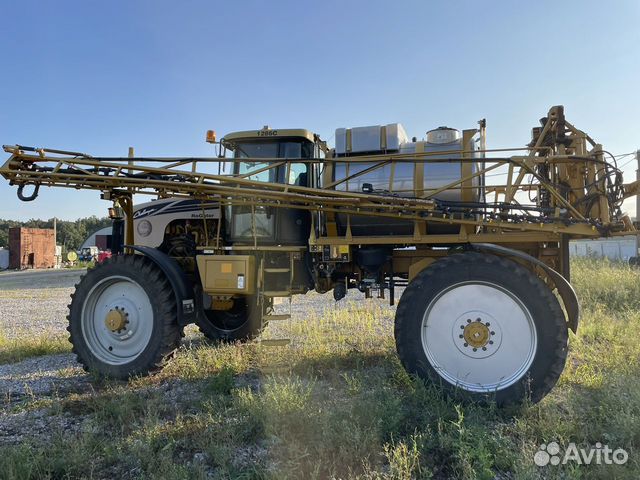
left=196, top=295, right=265, bottom=343
left=67, top=255, right=181, bottom=379
left=394, top=252, right=568, bottom=405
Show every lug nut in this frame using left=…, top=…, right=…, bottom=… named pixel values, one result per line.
left=489, top=340, right=494, bottom=345
left=482, top=347, right=487, bottom=351
left=459, top=334, right=463, bottom=339
left=490, top=331, right=495, bottom=335
left=463, top=343, right=468, bottom=347
left=472, top=348, right=477, bottom=352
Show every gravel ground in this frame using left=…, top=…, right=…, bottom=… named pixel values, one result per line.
left=0, top=267, right=399, bottom=344
left=0, top=269, right=84, bottom=338
left=0, top=268, right=401, bottom=446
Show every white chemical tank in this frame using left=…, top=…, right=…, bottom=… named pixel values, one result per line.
left=328, top=123, right=484, bottom=236
left=426, top=126, right=461, bottom=144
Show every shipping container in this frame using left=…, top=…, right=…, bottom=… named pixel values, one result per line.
left=8, top=227, right=56, bottom=269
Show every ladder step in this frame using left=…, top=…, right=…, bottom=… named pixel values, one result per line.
left=260, top=339, right=291, bottom=347
left=263, top=314, right=291, bottom=321
left=262, top=290, right=292, bottom=298
left=263, top=267, right=291, bottom=273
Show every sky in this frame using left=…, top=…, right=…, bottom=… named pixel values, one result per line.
left=0, top=0, right=639, bottom=220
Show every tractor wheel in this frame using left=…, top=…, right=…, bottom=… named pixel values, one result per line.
left=394, top=252, right=568, bottom=405
left=67, top=255, right=181, bottom=379
left=196, top=296, right=264, bottom=343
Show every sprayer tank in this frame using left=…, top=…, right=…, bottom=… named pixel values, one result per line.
left=328, top=124, right=484, bottom=236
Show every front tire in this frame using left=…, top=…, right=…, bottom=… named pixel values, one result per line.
left=394, top=252, right=568, bottom=405
left=68, top=255, right=181, bottom=379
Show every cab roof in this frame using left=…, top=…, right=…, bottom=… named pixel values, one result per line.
left=222, top=127, right=316, bottom=144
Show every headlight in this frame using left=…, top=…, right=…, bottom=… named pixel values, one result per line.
left=136, top=220, right=152, bottom=237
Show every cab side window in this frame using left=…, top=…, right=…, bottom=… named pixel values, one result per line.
left=288, top=163, right=308, bottom=186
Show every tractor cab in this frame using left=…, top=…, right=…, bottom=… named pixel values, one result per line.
left=221, top=127, right=324, bottom=245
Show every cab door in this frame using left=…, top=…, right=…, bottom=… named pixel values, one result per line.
left=226, top=159, right=276, bottom=244
left=226, top=140, right=313, bottom=246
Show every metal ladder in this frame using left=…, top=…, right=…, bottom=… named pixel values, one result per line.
left=258, top=253, right=295, bottom=347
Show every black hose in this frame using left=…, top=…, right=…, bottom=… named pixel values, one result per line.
left=17, top=183, right=39, bottom=201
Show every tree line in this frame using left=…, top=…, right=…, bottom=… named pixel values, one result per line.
left=0, top=217, right=112, bottom=251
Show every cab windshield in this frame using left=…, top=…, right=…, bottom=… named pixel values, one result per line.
left=233, top=141, right=309, bottom=159
left=233, top=141, right=311, bottom=184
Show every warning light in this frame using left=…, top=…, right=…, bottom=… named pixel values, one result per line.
left=206, top=130, right=217, bottom=143
left=108, top=207, right=124, bottom=219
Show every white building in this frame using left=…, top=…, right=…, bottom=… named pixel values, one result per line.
left=80, top=227, right=112, bottom=250
left=570, top=235, right=638, bottom=262
left=0, top=248, right=9, bottom=270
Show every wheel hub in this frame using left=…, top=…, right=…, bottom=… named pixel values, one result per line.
left=463, top=320, right=490, bottom=348
left=104, top=307, right=128, bottom=332
left=452, top=310, right=503, bottom=359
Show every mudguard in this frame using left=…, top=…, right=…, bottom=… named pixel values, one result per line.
left=470, top=243, right=580, bottom=333
left=125, top=245, right=196, bottom=327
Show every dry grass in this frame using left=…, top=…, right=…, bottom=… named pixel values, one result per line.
left=0, top=329, right=70, bottom=365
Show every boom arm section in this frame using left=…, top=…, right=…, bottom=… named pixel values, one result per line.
left=0, top=106, right=634, bottom=244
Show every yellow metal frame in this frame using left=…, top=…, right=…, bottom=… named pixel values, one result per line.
left=0, top=106, right=633, bottom=251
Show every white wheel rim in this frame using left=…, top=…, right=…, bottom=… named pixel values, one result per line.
left=81, top=275, right=154, bottom=365
left=421, top=281, right=537, bottom=392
